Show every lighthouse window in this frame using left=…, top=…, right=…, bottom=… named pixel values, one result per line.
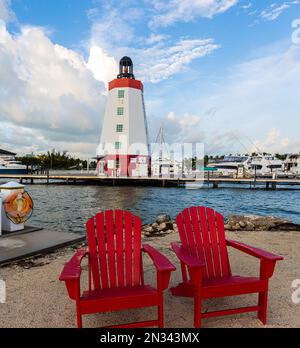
left=117, top=107, right=124, bottom=116
left=115, top=142, right=122, bottom=150
left=118, top=90, right=125, bottom=98
left=116, top=124, right=123, bottom=132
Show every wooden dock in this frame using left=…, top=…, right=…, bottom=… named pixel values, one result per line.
left=1, top=173, right=300, bottom=189
left=0, top=227, right=85, bottom=266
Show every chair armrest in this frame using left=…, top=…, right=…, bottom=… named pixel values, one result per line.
left=59, top=248, right=87, bottom=281
left=171, top=242, right=206, bottom=269
left=143, top=244, right=176, bottom=291
left=142, top=244, right=176, bottom=273
left=226, top=240, right=283, bottom=262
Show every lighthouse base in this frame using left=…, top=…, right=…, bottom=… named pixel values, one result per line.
left=97, top=155, right=150, bottom=178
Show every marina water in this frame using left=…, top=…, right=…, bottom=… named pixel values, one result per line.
left=17, top=184, right=300, bottom=234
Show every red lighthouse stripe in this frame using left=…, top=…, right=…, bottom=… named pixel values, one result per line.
left=109, top=79, right=144, bottom=92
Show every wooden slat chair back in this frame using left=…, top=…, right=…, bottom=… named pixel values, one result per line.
left=86, top=210, right=143, bottom=290
left=176, top=206, right=231, bottom=279
left=172, top=206, right=283, bottom=328
left=60, top=209, right=176, bottom=328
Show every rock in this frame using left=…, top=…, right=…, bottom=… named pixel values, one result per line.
left=239, top=221, right=246, bottom=228
left=146, top=213, right=300, bottom=238
left=156, top=214, right=172, bottom=224
left=152, top=223, right=159, bottom=231
left=142, top=225, right=153, bottom=234
left=162, top=230, right=173, bottom=235
left=165, top=221, right=174, bottom=230
left=227, top=214, right=300, bottom=232
left=274, top=222, right=300, bottom=231
left=158, top=223, right=167, bottom=232
left=247, top=222, right=255, bottom=231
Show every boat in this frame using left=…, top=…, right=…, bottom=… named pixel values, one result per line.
left=207, top=154, right=285, bottom=178
left=248, top=154, right=284, bottom=177
left=283, top=153, right=300, bottom=176
left=207, top=155, right=251, bottom=177
left=0, top=149, right=28, bottom=175
left=151, top=157, right=184, bottom=178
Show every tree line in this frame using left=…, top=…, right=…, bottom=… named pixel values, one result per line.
left=16, top=150, right=97, bottom=170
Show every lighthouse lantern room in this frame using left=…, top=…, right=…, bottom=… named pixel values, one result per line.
left=97, top=57, right=150, bottom=177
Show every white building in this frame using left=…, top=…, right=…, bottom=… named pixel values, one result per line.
left=96, top=57, right=150, bottom=177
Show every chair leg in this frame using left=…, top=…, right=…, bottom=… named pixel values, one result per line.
left=158, top=294, right=164, bottom=328
left=258, top=290, right=268, bottom=325
left=194, top=293, right=202, bottom=328
left=76, top=304, right=83, bottom=329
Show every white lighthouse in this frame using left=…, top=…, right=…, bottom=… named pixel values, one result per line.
left=96, top=57, right=150, bottom=177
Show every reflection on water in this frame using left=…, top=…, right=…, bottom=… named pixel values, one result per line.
left=15, top=184, right=300, bottom=235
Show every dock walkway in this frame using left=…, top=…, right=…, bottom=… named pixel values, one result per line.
left=1, top=174, right=300, bottom=189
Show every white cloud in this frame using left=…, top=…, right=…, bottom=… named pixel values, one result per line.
left=241, top=3, right=252, bottom=10
left=260, top=1, right=300, bottom=21
left=167, top=111, right=201, bottom=126
left=149, top=0, right=238, bottom=28
left=87, top=46, right=118, bottom=91
left=87, top=6, right=220, bottom=84
left=179, top=113, right=201, bottom=127
left=0, top=0, right=15, bottom=23
left=150, top=111, right=203, bottom=144
left=250, top=128, right=300, bottom=154
left=147, top=41, right=300, bottom=155
left=135, top=38, right=220, bottom=83
left=0, top=21, right=107, bottom=156
left=261, top=3, right=290, bottom=21
left=142, top=33, right=170, bottom=45
left=194, top=43, right=300, bottom=154
left=0, top=122, right=97, bottom=157
left=88, top=38, right=219, bottom=84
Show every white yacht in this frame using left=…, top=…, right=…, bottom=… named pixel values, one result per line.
left=207, top=155, right=251, bottom=177
left=207, top=154, right=284, bottom=177
left=283, top=154, right=300, bottom=176
left=248, top=155, right=284, bottom=176
left=0, top=149, right=28, bottom=175
left=151, top=157, right=183, bottom=178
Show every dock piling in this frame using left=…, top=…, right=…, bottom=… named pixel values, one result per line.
left=213, top=181, right=219, bottom=189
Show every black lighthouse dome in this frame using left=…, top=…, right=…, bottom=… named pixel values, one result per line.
left=118, top=56, right=135, bottom=80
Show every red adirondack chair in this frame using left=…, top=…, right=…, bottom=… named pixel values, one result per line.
left=60, top=210, right=176, bottom=328
left=171, top=207, right=283, bottom=328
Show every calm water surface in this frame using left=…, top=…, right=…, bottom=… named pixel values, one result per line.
left=16, top=184, right=300, bottom=234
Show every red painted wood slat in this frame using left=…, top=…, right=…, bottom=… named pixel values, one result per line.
left=206, top=208, right=222, bottom=278
left=115, top=210, right=125, bottom=288
left=189, top=207, right=208, bottom=278
left=133, top=216, right=142, bottom=286
left=198, top=207, right=215, bottom=278
left=176, top=214, right=189, bottom=250
left=124, top=211, right=133, bottom=287
left=215, top=212, right=231, bottom=277
left=182, top=209, right=198, bottom=257
left=105, top=210, right=117, bottom=288
left=86, top=217, right=101, bottom=290
left=95, top=213, right=109, bottom=289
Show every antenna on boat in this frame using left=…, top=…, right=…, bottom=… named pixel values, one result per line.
left=151, top=124, right=170, bottom=158
left=246, top=136, right=265, bottom=155
left=231, top=134, right=251, bottom=155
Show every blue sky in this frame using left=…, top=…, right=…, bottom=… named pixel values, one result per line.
left=1, top=0, right=300, bottom=157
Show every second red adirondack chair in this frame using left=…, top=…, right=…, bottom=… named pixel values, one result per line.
left=171, top=206, right=283, bottom=328
left=60, top=210, right=176, bottom=328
